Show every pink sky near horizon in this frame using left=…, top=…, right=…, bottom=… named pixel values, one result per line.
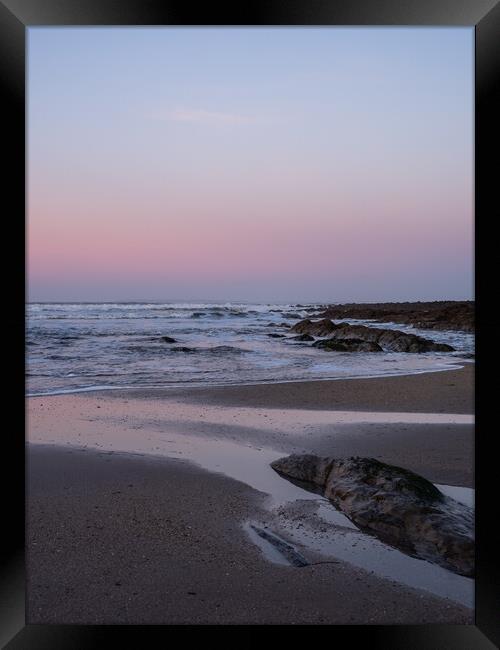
left=28, top=187, right=472, bottom=288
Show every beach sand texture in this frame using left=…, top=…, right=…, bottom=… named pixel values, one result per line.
left=27, top=365, right=474, bottom=624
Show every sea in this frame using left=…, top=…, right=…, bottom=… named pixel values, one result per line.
left=26, top=302, right=474, bottom=396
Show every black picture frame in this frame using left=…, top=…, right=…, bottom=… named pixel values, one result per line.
left=2, top=0, right=498, bottom=646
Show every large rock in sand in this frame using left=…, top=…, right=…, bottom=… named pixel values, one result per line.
left=271, top=455, right=474, bottom=577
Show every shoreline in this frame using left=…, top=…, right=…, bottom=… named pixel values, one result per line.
left=28, top=365, right=475, bottom=486
left=28, top=363, right=474, bottom=413
left=27, top=360, right=471, bottom=398
left=87, top=363, right=474, bottom=414
left=27, top=365, right=475, bottom=624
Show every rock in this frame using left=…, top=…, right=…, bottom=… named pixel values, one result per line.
left=271, top=455, right=474, bottom=577
left=161, top=336, right=177, bottom=343
left=316, top=301, right=474, bottom=333
left=335, top=324, right=454, bottom=353
left=267, top=333, right=286, bottom=338
left=170, top=346, right=196, bottom=353
left=289, top=334, right=315, bottom=342
left=291, top=319, right=454, bottom=353
left=290, top=318, right=339, bottom=337
left=312, top=338, right=382, bottom=352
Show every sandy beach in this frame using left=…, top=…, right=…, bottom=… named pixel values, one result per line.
left=27, top=365, right=474, bottom=624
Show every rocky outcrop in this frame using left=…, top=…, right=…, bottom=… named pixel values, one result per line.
left=316, top=301, right=474, bottom=333
left=291, top=319, right=454, bottom=353
left=312, top=338, right=382, bottom=352
left=334, top=323, right=454, bottom=353
left=271, top=455, right=474, bottom=577
left=290, top=318, right=339, bottom=337
left=268, top=333, right=286, bottom=338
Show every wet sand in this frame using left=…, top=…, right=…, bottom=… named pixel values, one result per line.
left=27, top=365, right=474, bottom=624
left=152, top=364, right=474, bottom=413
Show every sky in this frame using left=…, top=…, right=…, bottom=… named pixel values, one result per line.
left=28, top=27, right=474, bottom=303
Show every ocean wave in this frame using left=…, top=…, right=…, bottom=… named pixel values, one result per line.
left=32, top=315, right=190, bottom=320
left=123, top=344, right=168, bottom=354
left=29, top=304, right=276, bottom=321
left=169, top=345, right=248, bottom=355
left=50, top=336, right=81, bottom=346
left=189, top=310, right=249, bottom=319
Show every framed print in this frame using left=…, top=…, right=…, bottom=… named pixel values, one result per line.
left=1, top=0, right=499, bottom=646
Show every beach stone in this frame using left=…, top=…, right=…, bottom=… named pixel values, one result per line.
left=289, top=334, right=315, bottom=342
left=290, top=318, right=339, bottom=337
left=291, top=319, right=454, bottom=353
left=271, top=455, right=474, bottom=577
left=312, top=338, right=382, bottom=352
